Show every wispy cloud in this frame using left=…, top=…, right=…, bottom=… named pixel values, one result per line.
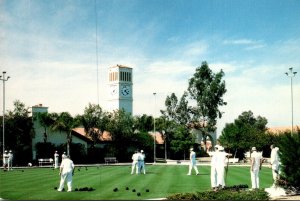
left=223, top=38, right=265, bottom=50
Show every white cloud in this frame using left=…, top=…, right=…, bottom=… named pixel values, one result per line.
left=223, top=38, right=265, bottom=50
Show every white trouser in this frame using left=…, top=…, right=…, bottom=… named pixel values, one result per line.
left=251, top=169, right=260, bottom=189
left=8, top=159, right=12, bottom=170
left=211, top=166, right=218, bottom=188
left=188, top=161, right=199, bottom=175
left=131, top=161, right=139, bottom=174
left=58, top=172, right=73, bottom=191
left=216, top=166, right=225, bottom=187
left=272, top=164, right=279, bottom=182
left=55, top=159, right=59, bottom=169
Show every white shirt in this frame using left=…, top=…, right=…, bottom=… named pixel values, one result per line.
left=54, top=153, right=59, bottom=159
left=216, top=151, right=229, bottom=168
left=132, top=153, right=140, bottom=161
left=60, top=158, right=74, bottom=174
left=209, top=151, right=218, bottom=167
left=190, top=151, right=196, bottom=162
left=8, top=153, right=13, bottom=160
left=270, top=148, right=279, bottom=165
left=251, top=151, right=262, bottom=171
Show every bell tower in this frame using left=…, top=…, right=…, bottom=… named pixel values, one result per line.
left=108, top=64, right=133, bottom=114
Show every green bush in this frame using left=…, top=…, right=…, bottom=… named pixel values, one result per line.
left=167, top=189, right=270, bottom=200
left=277, top=129, right=300, bottom=190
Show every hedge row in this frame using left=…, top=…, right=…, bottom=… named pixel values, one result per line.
left=167, top=188, right=269, bottom=200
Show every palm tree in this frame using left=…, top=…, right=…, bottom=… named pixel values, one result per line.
left=50, top=112, right=81, bottom=156
left=36, top=112, right=54, bottom=143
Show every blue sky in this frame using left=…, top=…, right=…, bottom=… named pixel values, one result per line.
left=1, top=0, right=300, bottom=137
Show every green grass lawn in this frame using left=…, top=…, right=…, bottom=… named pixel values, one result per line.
left=0, top=165, right=273, bottom=200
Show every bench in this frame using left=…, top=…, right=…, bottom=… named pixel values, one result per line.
left=228, top=158, right=239, bottom=163
left=38, top=158, right=54, bottom=167
left=104, top=157, right=118, bottom=164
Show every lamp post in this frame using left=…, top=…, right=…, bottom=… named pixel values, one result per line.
left=285, top=67, right=297, bottom=135
left=153, top=92, right=156, bottom=164
left=0, top=71, right=10, bottom=155
left=162, top=130, right=167, bottom=161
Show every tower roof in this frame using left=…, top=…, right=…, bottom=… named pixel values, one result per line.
left=110, top=64, right=132, bottom=69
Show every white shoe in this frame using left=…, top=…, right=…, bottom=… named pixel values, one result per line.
left=187, top=174, right=191, bottom=175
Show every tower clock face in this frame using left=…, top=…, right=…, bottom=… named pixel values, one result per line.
left=110, top=85, right=118, bottom=96
left=121, top=85, right=130, bottom=96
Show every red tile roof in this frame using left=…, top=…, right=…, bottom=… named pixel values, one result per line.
left=72, top=128, right=112, bottom=141
left=149, top=132, right=165, bottom=144
left=267, top=125, right=299, bottom=134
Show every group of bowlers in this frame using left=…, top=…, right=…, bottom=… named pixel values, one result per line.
left=131, top=149, right=146, bottom=174
left=2, top=150, right=13, bottom=171
left=191, top=144, right=281, bottom=191
left=55, top=143, right=281, bottom=192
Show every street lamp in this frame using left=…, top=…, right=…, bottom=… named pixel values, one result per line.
left=153, top=92, right=156, bottom=164
left=0, top=71, right=10, bottom=155
left=162, top=130, right=167, bottom=161
left=285, top=67, right=297, bottom=135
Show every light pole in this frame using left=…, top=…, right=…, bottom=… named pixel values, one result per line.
left=0, top=71, right=10, bottom=155
left=162, top=130, right=167, bottom=161
left=285, top=67, right=297, bottom=135
left=153, top=92, right=156, bottom=164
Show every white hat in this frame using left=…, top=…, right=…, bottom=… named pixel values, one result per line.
left=218, top=146, right=224, bottom=151
left=251, top=147, right=256, bottom=151
left=9, top=150, right=12, bottom=153
left=214, top=145, right=219, bottom=149
left=5, top=150, right=8, bottom=153
left=141, top=150, right=144, bottom=153
left=190, top=148, right=193, bottom=151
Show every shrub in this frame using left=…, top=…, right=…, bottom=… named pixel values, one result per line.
left=167, top=188, right=269, bottom=200
left=277, top=129, right=300, bottom=190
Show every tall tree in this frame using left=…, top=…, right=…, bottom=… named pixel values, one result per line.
left=4, top=100, right=34, bottom=165
left=160, top=92, right=194, bottom=158
left=105, top=109, right=134, bottom=161
left=161, top=92, right=191, bottom=126
left=188, top=61, right=227, bottom=148
left=188, top=61, right=227, bottom=127
left=81, top=103, right=109, bottom=146
left=133, top=114, right=153, bottom=133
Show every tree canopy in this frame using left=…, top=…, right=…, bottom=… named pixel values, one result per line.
left=219, top=110, right=269, bottom=158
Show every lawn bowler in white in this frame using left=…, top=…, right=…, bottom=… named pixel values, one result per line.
left=54, top=151, right=59, bottom=169
left=270, top=145, right=280, bottom=186
left=215, top=146, right=231, bottom=188
left=58, top=155, right=74, bottom=192
left=2, top=150, right=9, bottom=170
left=139, top=150, right=146, bottom=174
left=131, top=150, right=140, bottom=174
left=8, top=150, right=13, bottom=170
left=208, top=145, right=219, bottom=190
left=187, top=148, right=199, bottom=175
left=250, top=147, right=263, bottom=189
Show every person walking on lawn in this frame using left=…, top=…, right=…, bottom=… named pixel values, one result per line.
left=57, top=155, right=74, bottom=192
left=187, top=148, right=199, bottom=175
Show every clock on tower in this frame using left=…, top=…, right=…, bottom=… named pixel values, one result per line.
left=108, top=65, right=133, bottom=114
